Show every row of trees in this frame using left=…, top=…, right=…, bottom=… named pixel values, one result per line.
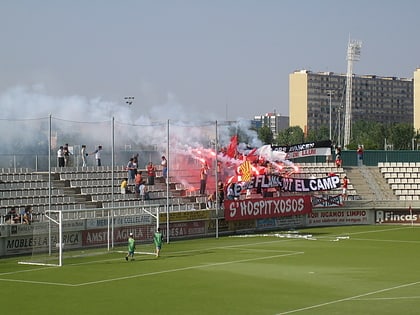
left=256, top=121, right=417, bottom=150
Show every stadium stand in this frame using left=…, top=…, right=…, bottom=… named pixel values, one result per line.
left=378, top=162, right=420, bottom=201
left=0, top=162, right=361, bottom=224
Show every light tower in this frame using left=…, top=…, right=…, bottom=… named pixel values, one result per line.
left=343, top=39, right=362, bottom=149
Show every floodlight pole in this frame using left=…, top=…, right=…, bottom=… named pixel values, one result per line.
left=166, top=119, right=170, bottom=244
left=343, top=39, right=362, bottom=149
left=215, top=120, right=219, bottom=239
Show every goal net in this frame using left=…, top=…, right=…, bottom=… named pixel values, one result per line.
left=18, top=210, right=63, bottom=267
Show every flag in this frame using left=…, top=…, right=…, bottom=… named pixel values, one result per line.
left=226, top=135, right=238, bottom=158
left=239, top=160, right=252, bottom=182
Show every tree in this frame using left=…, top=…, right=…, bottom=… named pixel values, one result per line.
left=388, top=123, right=415, bottom=150
left=348, top=120, right=385, bottom=150
left=275, top=126, right=304, bottom=146
left=257, top=126, right=274, bottom=145
left=306, top=126, right=329, bottom=142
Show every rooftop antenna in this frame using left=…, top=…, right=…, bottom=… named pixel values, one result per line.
left=343, top=38, right=362, bottom=149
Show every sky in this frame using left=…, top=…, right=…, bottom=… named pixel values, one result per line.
left=1, top=0, right=420, bottom=123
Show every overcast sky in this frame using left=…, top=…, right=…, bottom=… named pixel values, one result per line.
left=1, top=0, right=419, bottom=122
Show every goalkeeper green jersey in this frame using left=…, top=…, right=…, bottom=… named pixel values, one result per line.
left=128, top=237, right=135, bottom=252
left=153, top=232, right=163, bottom=247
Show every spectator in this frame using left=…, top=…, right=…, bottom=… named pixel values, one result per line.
left=126, top=158, right=136, bottom=185
left=146, top=162, right=156, bottom=185
left=357, top=145, right=364, bottom=166
left=199, top=162, right=209, bottom=195
left=161, top=156, right=168, bottom=179
left=5, top=207, right=19, bottom=224
left=139, top=182, right=149, bottom=201
left=342, top=176, right=349, bottom=201
left=63, top=143, right=72, bottom=166
left=217, top=180, right=224, bottom=208
left=132, top=154, right=139, bottom=174
left=91, top=146, right=102, bottom=166
left=81, top=145, right=88, bottom=167
left=335, top=154, right=342, bottom=168
left=57, top=146, right=65, bottom=167
left=23, top=205, right=33, bottom=224
left=134, top=171, right=142, bottom=197
left=120, top=178, right=131, bottom=194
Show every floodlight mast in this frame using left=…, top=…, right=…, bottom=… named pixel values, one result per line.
left=343, top=39, right=362, bottom=149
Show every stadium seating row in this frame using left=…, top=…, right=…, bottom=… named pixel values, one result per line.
left=0, top=196, right=76, bottom=207
left=398, top=195, right=419, bottom=201
left=0, top=181, right=50, bottom=190
left=0, top=174, right=45, bottom=182
left=378, top=162, right=420, bottom=200
left=391, top=184, right=420, bottom=190
left=378, top=162, right=420, bottom=168
left=0, top=167, right=31, bottom=174
left=381, top=167, right=420, bottom=174
left=0, top=188, right=64, bottom=198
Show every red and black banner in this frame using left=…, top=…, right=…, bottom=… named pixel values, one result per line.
left=272, top=140, right=332, bottom=159
left=224, top=195, right=312, bottom=221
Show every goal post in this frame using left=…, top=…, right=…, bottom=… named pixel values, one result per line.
left=18, top=210, right=63, bottom=267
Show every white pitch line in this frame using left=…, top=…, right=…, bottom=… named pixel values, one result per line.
left=0, top=277, right=73, bottom=287
left=0, top=249, right=303, bottom=287
left=276, top=280, right=420, bottom=314
left=74, top=251, right=304, bottom=287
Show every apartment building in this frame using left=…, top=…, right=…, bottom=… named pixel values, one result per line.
left=289, top=69, right=414, bottom=136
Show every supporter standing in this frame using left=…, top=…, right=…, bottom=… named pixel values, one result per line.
left=91, top=146, right=102, bottom=166
left=125, top=232, right=136, bottom=261
left=132, top=153, right=139, bottom=172
left=81, top=145, right=88, bottom=167
left=139, top=182, right=149, bottom=201
left=342, top=176, right=349, bottom=201
left=217, top=180, right=224, bottom=208
left=199, top=162, right=209, bottom=195
left=57, top=146, right=65, bottom=167
left=335, top=154, right=342, bottom=168
left=146, top=162, right=156, bottom=185
left=63, top=143, right=71, bottom=166
left=161, top=156, right=168, bottom=179
left=357, top=145, right=364, bottom=166
left=134, top=171, right=142, bottom=197
left=126, top=158, right=136, bottom=185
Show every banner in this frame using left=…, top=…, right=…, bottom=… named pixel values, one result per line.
left=312, top=194, right=343, bottom=207
left=306, top=210, right=370, bottom=226
left=229, top=175, right=340, bottom=198
left=375, top=210, right=420, bottom=224
left=224, top=195, right=312, bottom=221
left=272, top=140, right=332, bottom=159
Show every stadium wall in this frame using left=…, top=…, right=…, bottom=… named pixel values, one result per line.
left=0, top=207, right=402, bottom=258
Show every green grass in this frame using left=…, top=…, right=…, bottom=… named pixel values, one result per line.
left=1, top=225, right=420, bottom=314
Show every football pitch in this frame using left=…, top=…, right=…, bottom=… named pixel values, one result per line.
left=1, top=225, right=420, bottom=315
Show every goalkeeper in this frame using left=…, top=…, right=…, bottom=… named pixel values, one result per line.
left=153, top=228, right=163, bottom=258
left=125, top=232, right=136, bottom=261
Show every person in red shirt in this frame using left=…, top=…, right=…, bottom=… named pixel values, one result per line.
left=146, top=162, right=156, bottom=185
left=134, top=171, right=142, bottom=197
left=342, top=176, right=349, bottom=201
